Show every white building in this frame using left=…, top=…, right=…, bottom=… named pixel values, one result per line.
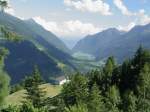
left=54, top=76, right=69, bottom=85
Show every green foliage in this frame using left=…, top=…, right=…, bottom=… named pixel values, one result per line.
left=1, top=105, right=19, bottom=112
left=2, top=46, right=150, bottom=112
left=0, top=26, right=22, bottom=42
left=19, top=102, right=48, bottom=112
left=24, top=66, right=46, bottom=108
left=0, top=70, right=10, bottom=107
left=0, top=47, right=9, bottom=62
left=1, top=102, right=48, bottom=112
left=65, top=103, right=88, bottom=112
left=103, top=56, right=117, bottom=92
left=10, top=84, right=23, bottom=94
left=88, top=83, right=105, bottom=112
left=62, top=73, right=89, bottom=106
left=0, top=48, right=10, bottom=108
left=122, top=91, right=137, bottom=112
left=106, top=85, right=121, bottom=112
left=136, top=63, right=150, bottom=112
left=61, top=47, right=150, bottom=112
left=103, top=56, right=116, bottom=77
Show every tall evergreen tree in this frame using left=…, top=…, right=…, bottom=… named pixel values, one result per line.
left=24, top=66, right=46, bottom=108
left=137, top=63, right=150, bottom=111
left=103, top=56, right=116, bottom=92
left=103, top=56, right=116, bottom=76
left=119, top=59, right=135, bottom=93
left=106, top=85, right=121, bottom=112
left=62, top=73, right=89, bottom=106
left=122, top=91, right=137, bottom=112
left=88, top=83, right=105, bottom=112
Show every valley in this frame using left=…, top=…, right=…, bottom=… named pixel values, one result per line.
left=0, top=0, right=150, bottom=111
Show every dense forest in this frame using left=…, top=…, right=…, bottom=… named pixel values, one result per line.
left=1, top=0, right=150, bottom=112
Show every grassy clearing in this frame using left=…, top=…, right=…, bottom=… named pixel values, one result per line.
left=5, top=84, right=62, bottom=106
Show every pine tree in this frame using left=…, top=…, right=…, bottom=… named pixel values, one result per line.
left=119, top=60, right=132, bottom=92
left=103, top=56, right=116, bottom=77
left=106, top=85, right=121, bottom=112
left=62, top=73, right=89, bottom=106
left=24, top=66, right=46, bottom=108
left=103, top=56, right=116, bottom=92
left=137, top=63, right=150, bottom=111
left=123, top=91, right=137, bottom=112
left=88, top=69, right=104, bottom=91
left=88, top=83, right=105, bottom=112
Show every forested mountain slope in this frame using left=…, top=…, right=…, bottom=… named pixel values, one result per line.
left=73, top=24, right=150, bottom=62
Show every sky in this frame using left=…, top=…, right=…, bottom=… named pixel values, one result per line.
left=5, top=0, right=150, bottom=48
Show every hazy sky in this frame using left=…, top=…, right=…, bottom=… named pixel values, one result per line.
left=6, top=0, right=150, bottom=47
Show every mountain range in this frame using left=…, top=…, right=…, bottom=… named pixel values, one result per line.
left=73, top=24, right=150, bottom=63
left=1, top=12, right=150, bottom=83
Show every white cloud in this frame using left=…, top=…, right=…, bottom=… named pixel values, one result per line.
left=5, top=8, right=15, bottom=15
left=118, top=22, right=136, bottom=31
left=33, top=16, right=102, bottom=38
left=137, top=9, right=150, bottom=25
left=117, top=9, right=150, bottom=31
left=113, top=0, right=134, bottom=16
left=64, top=0, right=112, bottom=15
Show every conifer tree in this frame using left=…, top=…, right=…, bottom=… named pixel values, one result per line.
left=137, top=63, right=150, bottom=111
left=123, top=91, right=137, bottom=112
left=62, top=73, right=89, bottom=106
left=88, top=83, right=105, bottom=112
left=106, top=85, right=121, bottom=112
left=24, top=66, right=46, bottom=108
left=103, top=56, right=116, bottom=92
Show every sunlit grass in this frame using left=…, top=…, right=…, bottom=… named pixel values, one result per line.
left=5, top=83, right=62, bottom=106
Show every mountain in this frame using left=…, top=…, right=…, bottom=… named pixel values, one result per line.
left=73, top=24, right=150, bottom=63
left=24, top=19, right=71, bottom=54
left=0, top=40, right=61, bottom=84
left=0, top=12, right=70, bottom=54
left=73, top=28, right=123, bottom=56
left=0, top=12, right=75, bottom=83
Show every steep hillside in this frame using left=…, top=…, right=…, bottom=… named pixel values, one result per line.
left=0, top=40, right=62, bottom=84
left=24, top=19, right=71, bottom=54
left=0, top=12, right=73, bottom=64
left=73, top=28, right=123, bottom=55
left=0, top=12, right=76, bottom=83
